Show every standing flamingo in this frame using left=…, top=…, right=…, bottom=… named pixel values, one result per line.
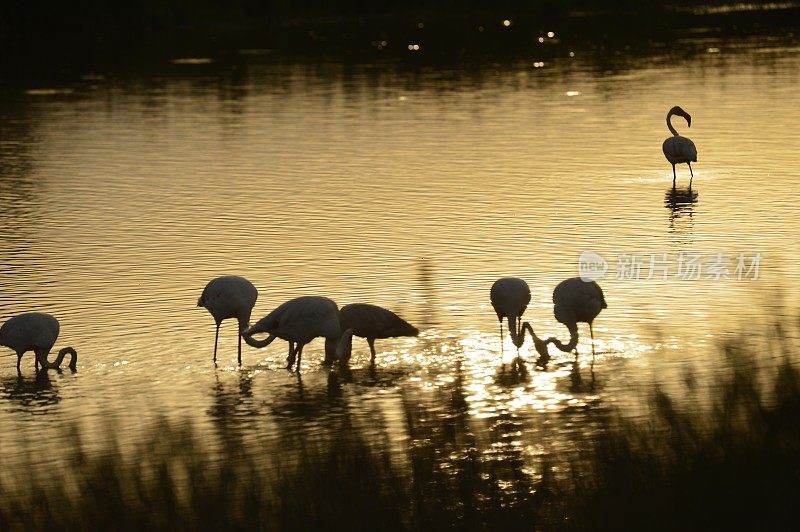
left=662, top=105, right=698, bottom=188
left=197, top=275, right=258, bottom=365
left=242, top=296, right=344, bottom=371
left=0, top=312, right=77, bottom=372
left=337, top=303, right=419, bottom=366
left=543, top=277, right=607, bottom=362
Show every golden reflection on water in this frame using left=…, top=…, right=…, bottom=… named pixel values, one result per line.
left=1, top=37, right=800, bottom=481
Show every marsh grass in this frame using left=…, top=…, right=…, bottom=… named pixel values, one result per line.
left=1, top=315, right=799, bottom=530
left=0, top=419, right=409, bottom=531
left=556, top=316, right=800, bottom=530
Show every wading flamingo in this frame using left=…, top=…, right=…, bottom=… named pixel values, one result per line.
left=490, top=277, right=549, bottom=360
left=662, top=105, right=698, bottom=188
left=197, top=275, right=258, bottom=365
left=543, top=277, right=607, bottom=362
left=242, top=296, right=344, bottom=371
left=337, top=303, right=419, bottom=366
left=0, top=312, right=77, bottom=372
left=490, top=277, right=530, bottom=349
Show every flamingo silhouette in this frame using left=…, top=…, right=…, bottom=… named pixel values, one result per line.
left=490, top=277, right=530, bottom=349
left=197, top=275, right=258, bottom=365
left=662, top=106, right=698, bottom=188
left=242, top=296, right=344, bottom=371
left=490, top=278, right=549, bottom=360
left=337, top=303, right=419, bottom=366
left=543, top=277, right=607, bottom=362
left=0, top=312, right=77, bottom=372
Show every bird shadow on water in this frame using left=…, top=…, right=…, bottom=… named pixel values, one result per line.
left=566, top=360, right=597, bottom=394
left=268, top=369, right=345, bottom=419
left=665, top=186, right=698, bottom=235
left=495, top=356, right=531, bottom=387
left=0, top=371, right=60, bottom=409
left=335, top=363, right=409, bottom=388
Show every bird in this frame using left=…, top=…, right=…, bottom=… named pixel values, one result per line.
left=662, top=105, right=698, bottom=188
left=197, top=275, right=258, bottom=365
left=490, top=277, right=530, bottom=350
left=242, top=296, right=343, bottom=371
left=0, top=312, right=77, bottom=372
left=542, top=277, right=607, bottom=362
left=490, top=277, right=549, bottom=361
left=337, top=303, right=419, bottom=366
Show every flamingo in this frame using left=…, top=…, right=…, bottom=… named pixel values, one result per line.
left=197, top=275, right=258, bottom=365
left=542, top=277, right=607, bottom=362
left=490, top=277, right=549, bottom=360
left=242, top=296, right=343, bottom=371
left=337, top=303, right=419, bottom=366
left=662, top=105, right=698, bottom=188
left=490, top=277, right=530, bottom=349
left=0, top=312, right=77, bottom=372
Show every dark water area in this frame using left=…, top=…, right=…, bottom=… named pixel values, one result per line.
left=3, top=2, right=800, bottom=82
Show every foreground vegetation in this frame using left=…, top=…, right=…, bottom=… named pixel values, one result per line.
left=559, top=323, right=800, bottom=530
left=1, top=314, right=799, bottom=530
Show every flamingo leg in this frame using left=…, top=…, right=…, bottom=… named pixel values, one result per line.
left=238, top=331, right=242, bottom=366
left=17, top=352, right=23, bottom=372
left=286, top=343, right=297, bottom=370
left=499, top=321, right=504, bottom=358
left=688, top=162, right=694, bottom=188
left=296, top=345, right=304, bottom=372
left=368, top=338, right=377, bottom=366
left=672, top=164, right=677, bottom=188
left=589, top=323, right=596, bottom=362
left=213, top=322, right=221, bottom=363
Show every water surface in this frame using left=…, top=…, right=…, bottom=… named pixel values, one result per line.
left=1, top=22, right=799, bottom=497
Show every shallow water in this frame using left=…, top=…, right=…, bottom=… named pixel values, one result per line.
left=1, top=21, right=799, bottom=493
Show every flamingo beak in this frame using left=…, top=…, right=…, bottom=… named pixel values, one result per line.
left=336, top=329, right=353, bottom=362
left=534, top=337, right=551, bottom=366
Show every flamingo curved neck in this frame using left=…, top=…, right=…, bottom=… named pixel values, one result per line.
left=666, top=108, right=691, bottom=137
left=242, top=333, right=276, bottom=349
left=41, top=347, right=78, bottom=370
left=516, top=322, right=543, bottom=347
left=548, top=329, right=578, bottom=352
left=336, top=329, right=354, bottom=362
left=667, top=111, right=680, bottom=136
left=506, top=314, right=521, bottom=347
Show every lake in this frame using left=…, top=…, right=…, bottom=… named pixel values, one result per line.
left=1, top=11, right=799, bottom=522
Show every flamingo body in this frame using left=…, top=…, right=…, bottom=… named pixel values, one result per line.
left=662, top=136, right=697, bottom=166
left=338, top=303, right=419, bottom=365
left=243, top=296, right=341, bottom=371
left=197, top=275, right=258, bottom=364
left=0, top=312, right=77, bottom=371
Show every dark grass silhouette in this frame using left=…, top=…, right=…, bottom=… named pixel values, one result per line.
left=0, top=418, right=410, bottom=531
left=1, top=312, right=798, bottom=530
left=554, top=316, right=800, bottom=531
